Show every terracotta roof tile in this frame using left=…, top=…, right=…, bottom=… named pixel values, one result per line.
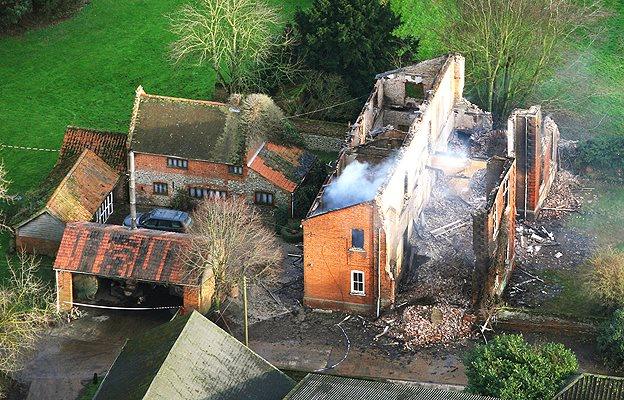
left=248, top=142, right=316, bottom=193
left=59, top=126, right=127, bottom=173
left=46, top=149, right=119, bottom=222
left=54, top=222, right=199, bottom=286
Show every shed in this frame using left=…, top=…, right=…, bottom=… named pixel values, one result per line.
left=14, top=149, right=119, bottom=256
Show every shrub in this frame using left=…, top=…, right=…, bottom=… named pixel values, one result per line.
left=0, top=0, right=32, bottom=29
left=275, top=70, right=361, bottom=122
left=584, top=247, right=624, bottom=308
left=598, top=309, right=624, bottom=366
left=465, top=334, right=578, bottom=400
left=577, top=134, right=624, bottom=175
left=280, top=224, right=302, bottom=244
left=169, top=188, right=196, bottom=212
left=274, top=205, right=289, bottom=233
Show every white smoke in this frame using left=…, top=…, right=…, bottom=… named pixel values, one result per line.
left=322, top=157, right=396, bottom=211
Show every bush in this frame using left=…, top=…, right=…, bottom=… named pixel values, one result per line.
left=577, top=134, right=624, bottom=175
left=274, top=205, right=289, bottom=233
left=465, top=334, right=578, bottom=400
left=584, top=247, right=624, bottom=308
left=598, top=309, right=624, bottom=366
left=293, top=161, right=327, bottom=219
left=169, top=188, right=196, bottom=212
left=0, top=0, right=32, bottom=29
left=275, top=70, right=361, bottom=122
left=280, top=224, right=302, bottom=244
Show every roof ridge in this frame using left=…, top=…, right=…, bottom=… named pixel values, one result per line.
left=65, top=126, right=126, bottom=136
left=45, top=149, right=93, bottom=215
left=140, top=91, right=227, bottom=108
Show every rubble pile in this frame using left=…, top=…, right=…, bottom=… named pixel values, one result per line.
left=469, top=129, right=507, bottom=158
left=539, top=170, right=582, bottom=219
left=384, top=305, right=476, bottom=348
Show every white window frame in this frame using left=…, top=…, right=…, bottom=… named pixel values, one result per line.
left=254, top=191, right=274, bottom=206
left=228, top=165, right=243, bottom=175
left=188, top=187, right=227, bottom=199
left=167, top=157, right=188, bottom=169
left=153, top=182, right=168, bottom=195
left=351, top=270, right=365, bottom=296
left=94, top=191, right=114, bottom=224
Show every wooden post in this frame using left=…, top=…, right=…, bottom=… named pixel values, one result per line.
left=243, top=275, right=249, bottom=347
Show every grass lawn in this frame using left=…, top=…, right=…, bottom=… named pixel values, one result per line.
left=0, top=0, right=309, bottom=195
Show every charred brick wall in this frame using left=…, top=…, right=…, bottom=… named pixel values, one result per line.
left=510, top=106, right=559, bottom=220
left=473, top=156, right=517, bottom=309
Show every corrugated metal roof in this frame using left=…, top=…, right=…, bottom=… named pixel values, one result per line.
left=554, top=373, right=624, bottom=400
left=94, top=311, right=295, bottom=400
left=283, top=374, right=499, bottom=400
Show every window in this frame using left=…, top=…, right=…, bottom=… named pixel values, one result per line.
left=188, top=187, right=227, bottom=199
left=254, top=191, right=274, bottom=205
left=405, top=81, right=424, bottom=99
left=351, top=229, right=364, bottom=249
left=351, top=270, right=365, bottom=295
left=93, top=191, right=114, bottom=224
left=228, top=165, right=243, bottom=175
left=153, top=182, right=168, bottom=195
left=167, top=157, right=188, bottom=169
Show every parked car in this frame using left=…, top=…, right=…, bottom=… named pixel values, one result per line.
left=123, top=208, right=192, bottom=232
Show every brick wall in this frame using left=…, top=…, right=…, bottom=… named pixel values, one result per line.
left=510, top=106, right=559, bottom=220
left=56, top=271, right=73, bottom=311
left=472, top=157, right=517, bottom=309
left=16, top=235, right=61, bottom=257
left=302, top=202, right=392, bottom=315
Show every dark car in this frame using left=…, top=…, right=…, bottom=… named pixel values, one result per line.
left=123, top=208, right=192, bottom=232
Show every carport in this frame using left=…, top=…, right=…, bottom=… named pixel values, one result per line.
left=53, top=222, right=214, bottom=313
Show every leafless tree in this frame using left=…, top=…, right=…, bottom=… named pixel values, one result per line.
left=168, top=0, right=300, bottom=93
left=184, top=198, right=282, bottom=309
left=435, top=0, right=602, bottom=127
left=0, top=254, right=56, bottom=376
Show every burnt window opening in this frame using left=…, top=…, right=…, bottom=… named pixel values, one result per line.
left=351, top=270, right=365, bottom=295
left=405, top=81, right=424, bottom=99
left=351, top=229, right=364, bottom=249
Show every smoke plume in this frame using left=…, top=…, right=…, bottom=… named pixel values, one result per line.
left=322, top=157, right=396, bottom=211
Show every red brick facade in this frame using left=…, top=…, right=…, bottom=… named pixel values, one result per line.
left=16, top=235, right=60, bottom=257
left=302, top=202, right=395, bottom=315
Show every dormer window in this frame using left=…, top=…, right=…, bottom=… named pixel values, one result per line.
left=228, top=165, right=243, bottom=175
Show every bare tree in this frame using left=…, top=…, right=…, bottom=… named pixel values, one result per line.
left=430, top=0, right=602, bottom=127
left=0, top=254, right=56, bottom=376
left=168, top=0, right=299, bottom=93
left=184, top=198, right=282, bottom=309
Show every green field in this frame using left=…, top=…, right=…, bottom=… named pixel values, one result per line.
left=0, top=0, right=307, bottom=195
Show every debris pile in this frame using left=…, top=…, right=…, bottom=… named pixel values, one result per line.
left=539, top=170, right=582, bottom=219
left=383, top=305, right=476, bottom=349
left=516, top=223, right=558, bottom=258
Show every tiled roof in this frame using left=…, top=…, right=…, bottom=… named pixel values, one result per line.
left=59, top=126, right=127, bottom=172
left=46, top=149, right=119, bottom=223
left=94, top=311, right=295, bottom=400
left=129, top=87, right=245, bottom=165
left=554, top=373, right=624, bottom=400
left=284, top=374, right=500, bottom=400
left=53, top=222, right=199, bottom=286
left=248, top=142, right=317, bottom=192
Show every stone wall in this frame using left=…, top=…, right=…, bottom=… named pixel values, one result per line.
left=291, top=118, right=348, bottom=153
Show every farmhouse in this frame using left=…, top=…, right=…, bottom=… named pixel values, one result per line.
left=127, top=87, right=317, bottom=215
left=53, top=222, right=214, bottom=313
left=14, top=149, right=119, bottom=256
left=302, top=54, right=558, bottom=315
